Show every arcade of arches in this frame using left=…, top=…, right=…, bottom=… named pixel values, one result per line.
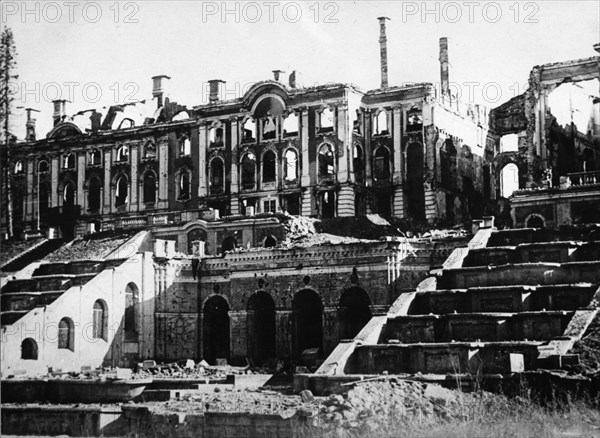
left=196, top=286, right=375, bottom=365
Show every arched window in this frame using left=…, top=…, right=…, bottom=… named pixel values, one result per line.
left=262, top=150, right=276, bottom=184
left=143, top=172, right=156, bottom=204
left=500, top=163, right=519, bottom=198
left=63, top=182, right=75, bottom=208
left=124, top=283, right=139, bottom=341
left=242, top=118, right=256, bottom=142
left=284, top=149, right=298, bottom=182
left=209, top=126, right=224, bottom=146
left=318, top=143, right=335, bottom=178
left=21, top=338, right=38, bottom=360
left=407, top=107, right=423, bottom=131
left=319, top=107, right=334, bottom=131
left=38, top=160, right=49, bottom=173
left=63, top=153, right=75, bottom=169
left=210, top=158, right=225, bottom=194
left=179, top=137, right=191, bottom=156
left=89, top=149, right=101, bottom=166
left=116, top=145, right=129, bottom=162
left=241, top=153, right=256, bottom=190
left=283, top=112, right=298, bottom=137
left=58, top=317, right=74, bottom=351
left=353, top=109, right=362, bottom=135
left=88, top=177, right=102, bottom=212
left=92, top=300, right=108, bottom=340
left=262, top=116, right=277, bottom=140
left=373, top=147, right=391, bottom=180
left=14, top=161, right=24, bottom=174
left=115, top=175, right=128, bottom=207
left=264, top=235, right=277, bottom=248
left=178, top=169, right=191, bottom=201
left=440, top=139, right=457, bottom=188
left=143, top=141, right=156, bottom=159
left=375, top=110, right=388, bottom=135
left=354, top=144, right=364, bottom=184
left=39, top=183, right=50, bottom=217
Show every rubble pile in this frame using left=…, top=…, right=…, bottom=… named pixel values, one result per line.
left=134, top=360, right=252, bottom=380
left=45, top=233, right=133, bottom=262
left=0, top=238, right=43, bottom=267
left=313, top=378, right=469, bottom=433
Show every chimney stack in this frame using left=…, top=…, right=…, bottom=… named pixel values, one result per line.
left=439, top=37, right=450, bottom=97
left=52, top=99, right=67, bottom=127
left=152, top=75, right=171, bottom=108
left=208, top=79, right=225, bottom=103
left=378, top=17, right=390, bottom=89
left=89, top=110, right=102, bottom=133
left=288, top=70, right=297, bottom=88
left=272, top=70, right=285, bottom=82
left=25, top=108, right=40, bottom=141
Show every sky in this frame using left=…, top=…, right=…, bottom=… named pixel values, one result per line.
left=3, top=0, right=600, bottom=138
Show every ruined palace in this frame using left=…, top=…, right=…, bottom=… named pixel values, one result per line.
left=1, top=18, right=600, bottom=380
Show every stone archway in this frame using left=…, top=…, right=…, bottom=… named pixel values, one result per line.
left=292, top=289, right=323, bottom=359
left=338, top=287, right=372, bottom=340
left=246, top=291, right=276, bottom=364
left=202, top=295, right=230, bottom=364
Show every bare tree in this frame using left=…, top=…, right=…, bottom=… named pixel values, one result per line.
left=0, top=27, right=18, bottom=239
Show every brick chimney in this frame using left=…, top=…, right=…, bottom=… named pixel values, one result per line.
left=25, top=108, right=40, bottom=141
left=439, top=37, right=450, bottom=97
left=272, top=70, right=285, bottom=82
left=52, top=100, right=67, bottom=127
left=208, top=79, right=225, bottom=103
left=89, top=110, right=102, bottom=133
left=152, top=75, right=171, bottom=108
left=378, top=17, right=390, bottom=89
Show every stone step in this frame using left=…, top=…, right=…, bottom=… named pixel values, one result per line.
left=410, top=283, right=596, bottom=314
left=349, top=341, right=542, bottom=375
left=381, top=310, right=573, bottom=343
left=1, top=290, right=65, bottom=312
left=439, top=261, right=600, bottom=289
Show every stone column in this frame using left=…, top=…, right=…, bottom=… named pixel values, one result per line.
left=77, top=153, right=85, bottom=210
left=336, top=104, right=348, bottom=184
left=300, top=108, right=313, bottom=216
left=322, top=307, right=339, bottom=356
left=158, top=138, right=169, bottom=209
left=25, top=160, right=34, bottom=223
left=392, top=106, right=405, bottom=218
left=229, top=310, right=247, bottom=360
left=364, top=110, right=372, bottom=186
left=198, top=124, right=208, bottom=197
left=275, top=310, right=293, bottom=357
left=51, top=155, right=59, bottom=208
left=129, top=143, right=139, bottom=212
left=103, top=148, right=112, bottom=214
left=229, top=119, right=240, bottom=215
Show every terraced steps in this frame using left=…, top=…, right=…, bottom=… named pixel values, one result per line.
left=301, top=224, right=600, bottom=395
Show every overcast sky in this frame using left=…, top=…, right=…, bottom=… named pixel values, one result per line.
left=4, top=0, right=600, bottom=138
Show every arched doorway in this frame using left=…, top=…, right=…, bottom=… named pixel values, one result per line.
left=527, top=215, right=545, bottom=229
left=338, top=287, right=372, bottom=340
left=292, top=289, right=323, bottom=359
left=246, top=291, right=276, bottom=364
left=405, top=142, right=425, bottom=220
left=202, top=296, right=230, bottom=364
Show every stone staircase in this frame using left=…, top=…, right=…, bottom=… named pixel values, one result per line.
left=1, top=260, right=108, bottom=327
left=1, top=239, right=65, bottom=273
left=299, top=224, right=600, bottom=393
